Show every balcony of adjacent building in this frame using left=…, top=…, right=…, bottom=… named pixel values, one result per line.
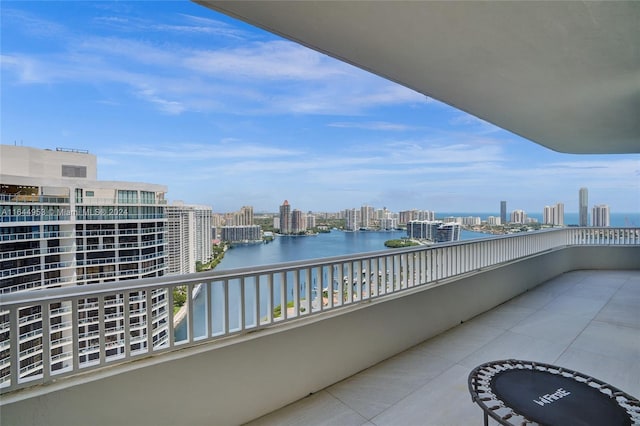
left=0, top=228, right=638, bottom=425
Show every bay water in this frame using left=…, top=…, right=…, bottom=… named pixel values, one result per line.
left=174, top=212, right=638, bottom=340
left=174, top=229, right=488, bottom=340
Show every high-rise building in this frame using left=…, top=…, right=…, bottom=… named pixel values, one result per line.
left=279, top=200, right=292, bottom=234
left=510, top=209, right=527, bottom=224
left=166, top=202, right=213, bottom=275
left=579, top=188, right=589, bottom=226
left=0, top=145, right=169, bottom=379
left=592, top=204, right=610, bottom=227
left=345, top=208, right=359, bottom=231
left=398, top=210, right=414, bottom=226
left=500, top=201, right=507, bottom=225
left=543, top=202, right=564, bottom=226
left=399, top=209, right=435, bottom=225
left=167, top=204, right=195, bottom=275
left=486, top=216, right=501, bottom=225
left=437, top=222, right=462, bottom=242
left=220, top=225, right=261, bottom=242
left=291, top=209, right=305, bottom=233
left=406, top=220, right=461, bottom=242
left=193, top=206, right=213, bottom=263
left=360, top=205, right=375, bottom=229
left=306, top=214, right=316, bottom=230
left=241, top=206, right=254, bottom=226
left=380, top=217, right=398, bottom=230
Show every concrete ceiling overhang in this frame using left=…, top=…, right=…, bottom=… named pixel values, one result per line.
left=196, top=1, right=639, bottom=154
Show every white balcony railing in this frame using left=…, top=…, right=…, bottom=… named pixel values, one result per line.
left=0, top=227, right=637, bottom=395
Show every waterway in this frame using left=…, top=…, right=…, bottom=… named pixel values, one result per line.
left=173, top=213, right=638, bottom=340
left=217, top=229, right=489, bottom=270
left=174, top=229, right=489, bottom=341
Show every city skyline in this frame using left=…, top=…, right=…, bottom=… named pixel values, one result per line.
left=2, top=1, right=639, bottom=214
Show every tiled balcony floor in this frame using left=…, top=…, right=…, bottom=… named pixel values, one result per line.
left=246, top=270, right=640, bottom=425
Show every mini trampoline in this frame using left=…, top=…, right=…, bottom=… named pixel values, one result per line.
left=468, top=359, right=640, bottom=425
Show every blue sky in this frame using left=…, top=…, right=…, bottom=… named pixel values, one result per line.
left=2, top=1, right=639, bottom=215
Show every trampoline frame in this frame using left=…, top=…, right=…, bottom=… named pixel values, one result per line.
left=468, top=359, right=640, bottom=426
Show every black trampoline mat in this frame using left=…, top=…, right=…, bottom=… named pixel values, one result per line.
left=491, top=369, right=631, bottom=426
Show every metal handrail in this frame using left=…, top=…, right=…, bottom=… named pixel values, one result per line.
left=0, top=227, right=637, bottom=394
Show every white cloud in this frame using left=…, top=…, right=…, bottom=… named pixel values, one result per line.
left=2, top=17, right=427, bottom=115
left=106, top=142, right=301, bottom=160
left=328, top=121, right=416, bottom=131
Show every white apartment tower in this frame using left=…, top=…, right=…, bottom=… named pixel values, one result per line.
left=592, top=204, right=610, bottom=227
left=360, top=205, right=375, bottom=229
left=486, top=216, right=502, bottom=225
left=510, top=209, right=527, bottom=224
left=166, top=204, right=196, bottom=275
left=0, top=145, right=169, bottom=384
left=240, top=206, right=254, bottom=226
left=345, top=208, right=359, bottom=231
left=167, top=202, right=213, bottom=274
left=543, top=203, right=564, bottom=226
left=194, top=206, right=213, bottom=263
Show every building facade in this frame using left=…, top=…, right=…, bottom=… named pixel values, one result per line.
left=279, top=200, right=291, bottom=234
left=220, top=225, right=262, bottom=242
left=486, top=216, right=501, bottom=225
left=406, top=221, right=461, bottom=242
left=592, top=204, right=610, bottom=227
left=500, top=201, right=507, bottom=225
left=543, top=202, right=565, bottom=226
left=579, top=188, right=589, bottom=226
left=166, top=202, right=213, bottom=275
left=0, top=145, right=169, bottom=382
left=344, top=208, right=359, bottom=231
left=510, top=209, right=527, bottom=224
left=291, top=209, right=306, bottom=234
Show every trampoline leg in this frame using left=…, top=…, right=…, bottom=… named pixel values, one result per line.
left=483, top=412, right=488, bottom=426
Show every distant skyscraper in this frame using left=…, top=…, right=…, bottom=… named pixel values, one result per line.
left=167, top=203, right=196, bottom=275
left=592, top=204, right=610, bottom=227
left=406, top=220, right=461, bottom=242
left=220, top=225, right=262, bottom=242
left=500, top=201, right=507, bottom=225
left=240, top=205, right=254, bottom=226
left=510, top=209, right=527, bottom=224
left=345, top=208, right=359, bottom=231
left=167, top=202, right=213, bottom=274
left=579, top=188, right=589, bottom=226
left=360, top=205, right=374, bottom=229
left=487, top=216, right=501, bottom=225
left=543, top=203, right=564, bottom=226
left=291, top=209, right=305, bottom=233
left=306, top=214, right=316, bottom=229
left=279, top=200, right=292, bottom=234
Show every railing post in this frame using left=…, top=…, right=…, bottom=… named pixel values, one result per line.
left=222, top=279, right=230, bottom=333
left=98, top=296, right=106, bottom=364
left=124, top=291, right=132, bottom=356
left=186, top=283, right=194, bottom=342
left=240, top=277, right=246, bottom=330
left=9, top=307, right=19, bottom=388
left=206, top=281, right=213, bottom=336
left=145, top=290, right=153, bottom=351
left=42, top=302, right=51, bottom=384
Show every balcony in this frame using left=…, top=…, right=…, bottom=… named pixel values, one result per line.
left=0, top=228, right=638, bottom=425
left=247, top=268, right=640, bottom=425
